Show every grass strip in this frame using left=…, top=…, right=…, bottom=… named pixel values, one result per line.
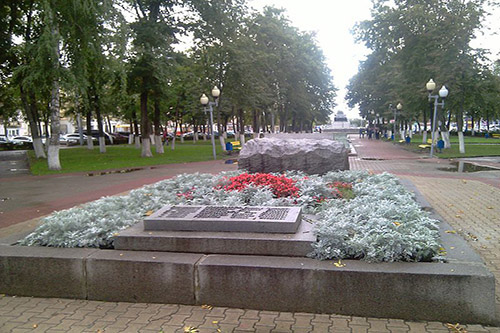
left=28, top=142, right=224, bottom=175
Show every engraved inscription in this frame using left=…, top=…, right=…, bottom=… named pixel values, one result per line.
left=160, top=206, right=200, bottom=218
left=258, top=208, right=289, bottom=221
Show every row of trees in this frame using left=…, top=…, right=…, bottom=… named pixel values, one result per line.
left=346, top=0, right=500, bottom=152
left=0, top=0, right=336, bottom=169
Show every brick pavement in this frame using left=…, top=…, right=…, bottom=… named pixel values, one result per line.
left=1, top=137, right=500, bottom=332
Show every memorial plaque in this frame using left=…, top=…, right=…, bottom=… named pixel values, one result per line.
left=143, top=205, right=302, bottom=233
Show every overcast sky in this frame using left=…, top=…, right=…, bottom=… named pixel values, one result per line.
left=249, top=0, right=500, bottom=121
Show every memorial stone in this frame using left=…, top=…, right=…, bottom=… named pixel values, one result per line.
left=143, top=205, right=302, bottom=233
left=238, top=138, right=349, bottom=174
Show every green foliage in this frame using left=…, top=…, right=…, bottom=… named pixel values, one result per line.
left=347, top=0, right=498, bottom=127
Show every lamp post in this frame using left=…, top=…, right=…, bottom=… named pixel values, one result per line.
left=426, top=79, right=449, bottom=158
left=389, top=103, right=403, bottom=142
left=200, top=86, right=220, bottom=160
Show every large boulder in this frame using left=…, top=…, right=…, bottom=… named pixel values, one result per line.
left=238, top=138, right=349, bottom=175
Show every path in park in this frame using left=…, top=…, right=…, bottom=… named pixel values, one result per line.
left=1, top=138, right=500, bottom=332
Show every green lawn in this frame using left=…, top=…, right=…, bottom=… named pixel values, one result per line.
left=28, top=142, right=225, bottom=175
left=410, top=134, right=500, bottom=144
left=394, top=135, right=500, bottom=158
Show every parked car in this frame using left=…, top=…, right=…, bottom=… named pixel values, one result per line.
left=0, top=135, right=8, bottom=144
left=10, top=136, right=33, bottom=144
left=64, top=133, right=96, bottom=144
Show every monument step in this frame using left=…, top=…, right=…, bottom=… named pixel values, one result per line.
left=114, top=218, right=316, bottom=257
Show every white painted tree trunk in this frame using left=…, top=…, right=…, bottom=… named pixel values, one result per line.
left=128, top=134, right=134, bottom=144
left=223, top=132, right=227, bottom=139
left=203, top=133, right=207, bottom=141
left=87, top=136, right=94, bottom=150
left=219, top=134, right=226, bottom=152
left=180, top=135, right=184, bottom=143
left=134, top=135, right=141, bottom=149
left=32, top=138, right=46, bottom=159
left=99, top=137, right=106, bottom=153
left=240, top=134, right=245, bottom=145
left=171, top=137, right=176, bottom=150
left=141, top=137, right=153, bottom=157
left=441, top=131, right=451, bottom=149
left=458, top=131, right=465, bottom=154
left=155, top=135, right=164, bottom=154
left=194, top=132, right=198, bottom=144
left=422, top=131, right=427, bottom=143
left=47, top=145, right=60, bottom=170
left=150, top=135, right=155, bottom=145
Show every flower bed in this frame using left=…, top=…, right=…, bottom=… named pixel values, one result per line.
left=19, top=170, right=441, bottom=262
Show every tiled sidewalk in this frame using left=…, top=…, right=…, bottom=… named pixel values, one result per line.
left=0, top=296, right=496, bottom=332
left=1, top=137, right=499, bottom=332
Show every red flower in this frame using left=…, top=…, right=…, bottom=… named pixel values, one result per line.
left=218, top=173, right=299, bottom=198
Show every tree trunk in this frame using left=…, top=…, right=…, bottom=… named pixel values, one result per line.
left=20, top=87, right=46, bottom=158
left=94, top=92, right=106, bottom=153
left=86, top=109, right=94, bottom=149
left=140, top=90, right=152, bottom=157
left=48, top=77, right=61, bottom=170
left=153, top=99, right=163, bottom=154
left=47, top=20, right=61, bottom=171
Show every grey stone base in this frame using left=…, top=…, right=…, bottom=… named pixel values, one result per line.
left=114, top=219, right=315, bottom=257
left=0, top=243, right=496, bottom=325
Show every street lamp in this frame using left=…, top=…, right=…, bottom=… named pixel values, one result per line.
left=200, top=86, right=220, bottom=160
left=426, top=79, right=449, bottom=158
left=389, top=103, right=402, bottom=142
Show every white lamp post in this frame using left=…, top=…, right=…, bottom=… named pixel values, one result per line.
left=390, top=103, right=403, bottom=142
left=200, top=86, right=220, bottom=160
left=426, top=79, right=449, bottom=158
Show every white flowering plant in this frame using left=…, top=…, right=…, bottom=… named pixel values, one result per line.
left=19, top=170, right=441, bottom=262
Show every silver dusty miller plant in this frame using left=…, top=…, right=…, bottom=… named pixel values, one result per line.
left=19, top=170, right=441, bottom=262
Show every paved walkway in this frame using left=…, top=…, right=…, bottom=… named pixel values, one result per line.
left=1, top=138, right=500, bottom=332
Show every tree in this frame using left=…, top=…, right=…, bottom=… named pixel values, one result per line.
left=348, top=0, right=491, bottom=150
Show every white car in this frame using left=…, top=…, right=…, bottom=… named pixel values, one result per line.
left=10, top=136, right=33, bottom=144
left=65, top=133, right=97, bottom=142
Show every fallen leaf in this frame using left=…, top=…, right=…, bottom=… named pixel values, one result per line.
left=455, top=215, right=462, bottom=218
left=462, top=179, right=467, bottom=184
left=33, top=324, right=38, bottom=328
left=212, top=320, right=219, bottom=324
left=334, top=259, right=346, bottom=267
left=393, top=221, right=401, bottom=227
left=112, top=233, right=119, bottom=237
left=445, top=322, right=467, bottom=332
left=486, top=237, right=491, bottom=240
left=450, top=247, right=455, bottom=250
left=445, top=230, right=457, bottom=234
left=457, top=210, right=464, bottom=214
left=152, top=256, right=156, bottom=259
left=119, top=253, right=123, bottom=256
left=201, top=304, right=213, bottom=310
left=487, top=206, right=493, bottom=209
left=144, top=210, right=154, bottom=216
left=448, top=204, right=454, bottom=207
left=184, top=326, right=199, bottom=333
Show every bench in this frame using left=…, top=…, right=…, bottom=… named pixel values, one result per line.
left=492, top=133, right=500, bottom=138
left=418, top=139, right=433, bottom=149
left=231, top=141, right=242, bottom=150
